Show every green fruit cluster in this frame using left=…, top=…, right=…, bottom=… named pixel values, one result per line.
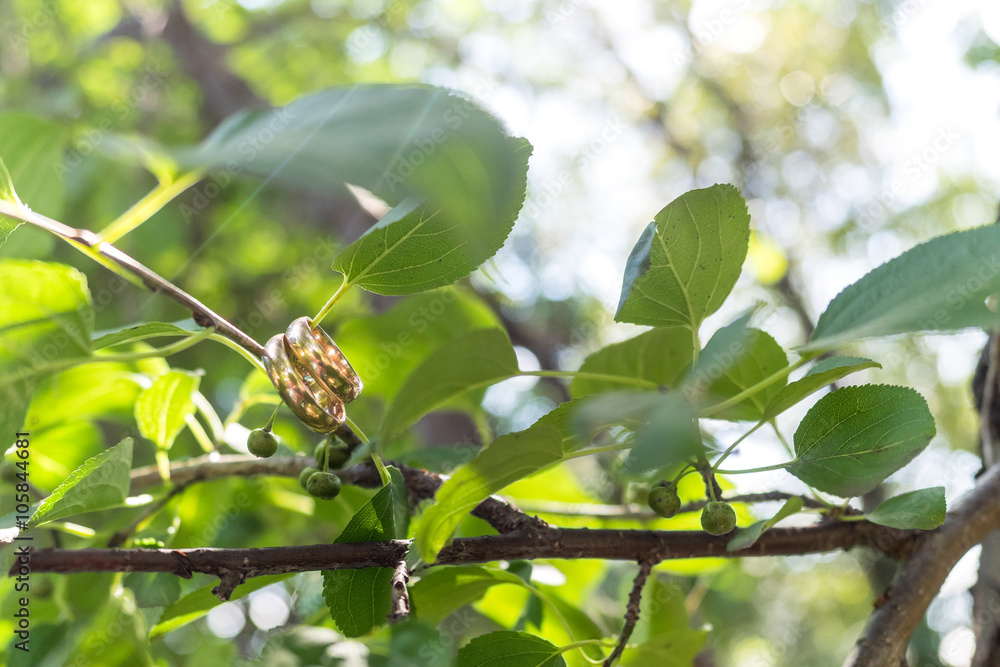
left=299, top=467, right=342, bottom=500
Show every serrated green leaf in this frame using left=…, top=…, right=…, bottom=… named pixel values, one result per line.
left=134, top=371, right=200, bottom=450
left=615, top=184, right=750, bottom=329
left=683, top=309, right=755, bottom=395
left=414, top=425, right=563, bottom=563
left=333, top=139, right=530, bottom=295
left=807, top=225, right=1000, bottom=350
left=866, top=487, right=946, bottom=529
left=28, top=438, right=133, bottom=528
left=455, top=631, right=566, bottom=667
left=570, top=327, right=694, bottom=398
left=762, top=356, right=881, bottom=421
left=727, top=497, right=804, bottom=551
left=170, top=85, right=530, bottom=296
left=410, top=566, right=528, bottom=625
left=702, top=328, right=788, bottom=421
left=150, top=573, right=292, bottom=638
left=786, top=385, right=936, bottom=497
left=380, top=328, right=519, bottom=439
left=93, top=320, right=202, bottom=350
left=322, top=468, right=406, bottom=638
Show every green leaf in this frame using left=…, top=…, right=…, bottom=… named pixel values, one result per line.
left=762, top=356, right=881, bottom=421
left=380, top=328, right=519, bottom=439
left=173, top=85, right=531, bottom=295
left=727, top=497, right=804, bottom=551
left=0, top=259, right=94, bottom=385
left=93, top=320, right=203, bottom=350
left=866, top=487, right=946, bottom=529
left=683, top=309, right=755, bottom=395
left=370, top=620, right=453, bottom=667
left=786, top=385, right=936, bottom=497
left=322, top=469, right=405, bottom=638
left=0, top=112, right=69, bottom=222
left=124, top=571, right=182, bottom=608
left=569, top=327, right=694, bottom=398
left=807, top=225, right=1000, bottom=350
left=333, top=143, right=529, bottom=295
left=414, top=425, right=563, bottom=563
left=150, top=574, right=293, bottom=638
left=701, top=328, right=788, bottom=421
left=28, top=438, right=133, bottom=528
left=134, top=371, right=200, bottom=450
left=455, top=631, right=566, bottom=667
left=410, top=566, right=528, bottom=625
left=615, top=184, right=750, bottom=329
left=622, top=393, right=704, bottom=477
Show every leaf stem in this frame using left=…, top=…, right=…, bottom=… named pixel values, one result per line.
left=312, top=280, right=349, bottom=327
left=711, top=421, right=765, bottom=472
left=700, top=357, right=808, bottom=418
left=714, top=461, right=793, bottom=475
left=98, top=170, right=205, bottom=243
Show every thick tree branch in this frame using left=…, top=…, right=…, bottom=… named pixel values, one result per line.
left=845, top=456, right=1000, bottom=665
left=18, top=520, right=921, bottom=603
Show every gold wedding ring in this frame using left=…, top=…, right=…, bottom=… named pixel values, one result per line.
left=261, top=317, right=363, bottom=432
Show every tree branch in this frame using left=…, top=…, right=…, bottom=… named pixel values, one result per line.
left=845, top=457, right=1000, bottom=665
left=605, top=560, right=653, bottom=666
left=18, top=519, right=921, bottom=602
left=388, top=560, right=411, bottom=622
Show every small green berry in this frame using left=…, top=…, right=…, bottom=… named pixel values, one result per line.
left=322, top=437, right=352, bottom=468
left=700, top=501, right=737, bottom=535
left=647, top=481, right=681, bottom=518
left=247, top=429, right=278, bottom=458
left=299, top=466, right=319, bottom=489
left=306, top=471, right=342, bottom=500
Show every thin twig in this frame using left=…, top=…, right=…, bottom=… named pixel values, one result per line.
left=388, top=560, right=411, bottom=622
left=604, top=560, right=654, bottom=666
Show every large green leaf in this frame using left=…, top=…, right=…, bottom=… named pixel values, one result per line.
left=27, top=438, right=133, bottom=528
left=0, top=112, right=69, bottom=220
left=569, top=327, right=694, bottom=398
left=807, top=225, right=1000, bottom=350
left=322, top=468, right=407, bottom=638
left=410, top=566, right=528, bottom=625
left=133, top=371, right=200, bottom=450
left=702, top=328, right=788, bottom=421
left=0, top=260, right=93, bottom=446
left=455, top=631, right=566, bottom=667
left=413, top=425, right=563, bottom=563
left=172, top=85, right=531, bottom=295
left=380, top=328, right=520, bottom=439
left=615, top=184, right=750, bottom=329
left=762, top=356, right=881, bottom=421
left=336, top=288, right=501, bottom=400
left=786, top=385, right=936, bottom=497
left=866, top=487, right=946, bottom=529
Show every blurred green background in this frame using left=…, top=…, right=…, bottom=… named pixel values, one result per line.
left=2, top=0, right=999, bottom=664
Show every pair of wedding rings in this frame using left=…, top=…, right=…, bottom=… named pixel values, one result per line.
left=261, top=317, right=362, bottom=433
